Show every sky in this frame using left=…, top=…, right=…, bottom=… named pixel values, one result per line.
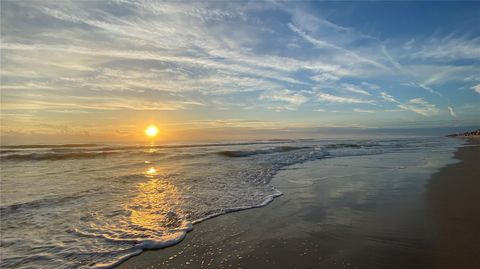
left=1, top=0, right=479, bottom=143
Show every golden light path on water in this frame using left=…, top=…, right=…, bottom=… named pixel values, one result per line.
left=123, top=166, right=189, bottom=232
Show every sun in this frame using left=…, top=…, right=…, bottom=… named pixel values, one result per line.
left=145, top=125, right=159, bottom=138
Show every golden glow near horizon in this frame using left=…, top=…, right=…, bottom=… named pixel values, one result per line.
left=145, top=125, right=159, bottom=138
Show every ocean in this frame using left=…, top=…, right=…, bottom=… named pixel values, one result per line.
left=0, top=137, right=461, bottom=268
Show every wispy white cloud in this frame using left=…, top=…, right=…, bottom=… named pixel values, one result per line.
left=317, top=92, right=375, bottom=104
left=447, top=106, right=456, bottom=117
left=311, top=73, right=340, bottom=82
left=397, top=98, right=439, bottom=116
left=379, top=92, right=400, bottom=103
left=353, top=108, right=374, bottom=113
left=464, top=75, right=480, bottom=82
left=288, top=23, right=390, bottom=71
left=361, top=82, right=380, bottom=90
left=290, top=8, right=353, bottom=33
left=260, top=89, right=308, bottom=107
left=381, top=45, right=405, bottom=72
left=403, top=39, right=415, bottom=50
left=384, top=109, right=405, bottom=112
left=342, top=83, right=371, bottom=96
left=1, top=94, right=205, bottom=111
left=472, top=84, right=480, bottom=94
left=409, top=35, right=480, bottom=61
left=401, top=81, right=442, bottom=96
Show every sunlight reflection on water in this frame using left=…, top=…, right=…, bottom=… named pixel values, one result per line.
left=127, top=169, right=188, bottom=230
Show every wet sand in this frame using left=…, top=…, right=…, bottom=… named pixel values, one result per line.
left=118, top=140, right=477, bottom=269
left=427, top=139, right=480, bottom=269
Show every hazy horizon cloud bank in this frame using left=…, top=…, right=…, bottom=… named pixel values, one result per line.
left=1, top=0, right=479, bottom=143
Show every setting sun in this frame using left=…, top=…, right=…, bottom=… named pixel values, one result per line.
left=145, top=125, right=159, bottom=138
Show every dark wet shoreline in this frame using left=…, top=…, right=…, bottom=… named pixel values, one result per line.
left=426, top=139, right=480, bottom=269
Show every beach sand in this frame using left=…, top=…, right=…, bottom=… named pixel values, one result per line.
left=118, top=140, right=478, bottom=269
left=427, top=139, right=480, bottom=269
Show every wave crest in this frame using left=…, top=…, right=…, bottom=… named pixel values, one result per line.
left=218, top=146, right=308, bottom=157
left=1, top=151, right=119, bottom=161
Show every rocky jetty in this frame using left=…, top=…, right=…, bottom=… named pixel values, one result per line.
left=447, top=129, right=480, bottom=137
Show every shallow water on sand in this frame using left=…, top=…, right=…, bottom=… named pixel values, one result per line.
left=118, top=140, right=461, bottom=269
left=0, top=138, right=460, bottom=268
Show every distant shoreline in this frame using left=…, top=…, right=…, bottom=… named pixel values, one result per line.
left=446, top=129, right=480, bottom=138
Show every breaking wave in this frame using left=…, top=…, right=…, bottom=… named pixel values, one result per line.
left=218, top=146, right=308, bottom=157
left=1, top=151, right=120, bottom=161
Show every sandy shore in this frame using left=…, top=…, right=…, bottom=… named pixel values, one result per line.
left=427, top=139, right=480, bottom=269
left=117, top=140, right=477, bottom=269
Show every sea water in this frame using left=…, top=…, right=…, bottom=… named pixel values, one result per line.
left=0, top=138, right=461, bottom=268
